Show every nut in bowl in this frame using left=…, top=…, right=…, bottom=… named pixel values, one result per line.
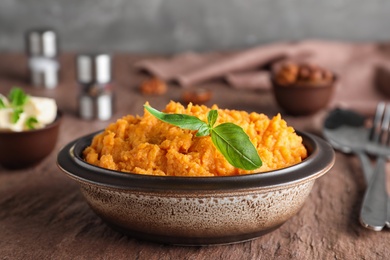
left=271, top=61, right=337, bottom=116
left=0, top=88, right=61, bottom=169
left=57, top=102, right=335, bottom=245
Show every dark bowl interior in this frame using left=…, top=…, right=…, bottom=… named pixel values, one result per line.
left=57, top=130, right=335, bottom=191
left=0, top=111, right=62, bottom=169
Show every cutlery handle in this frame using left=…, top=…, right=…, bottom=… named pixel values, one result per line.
left=356, top=151, right=373, bottom=184
left=387, top=195, right=390, bottom=228
left=360, top=156, right=388, bottom=231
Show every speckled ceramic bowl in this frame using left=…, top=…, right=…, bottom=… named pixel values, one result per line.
left=57, top=131, right=334, bottom=245
left=0, top=111, right=62, bottom=169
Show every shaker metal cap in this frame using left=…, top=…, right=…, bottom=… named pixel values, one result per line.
left=25, top=28, right=58, bottom=57
left=76, top=54, right=112, bottom=85
left=79, top=92, right=115, bottom=121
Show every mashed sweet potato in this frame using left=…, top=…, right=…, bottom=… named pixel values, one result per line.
left=83, top=101, right=307, bottom=176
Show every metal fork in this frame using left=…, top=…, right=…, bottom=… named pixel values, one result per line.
left=360, top=102, right=389, bottom=231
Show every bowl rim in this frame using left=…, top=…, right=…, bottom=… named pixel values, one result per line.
left=270, top=76, right=337, bottom=89
left=56, top=130, right=335, bottom=192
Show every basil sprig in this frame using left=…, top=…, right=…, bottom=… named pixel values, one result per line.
left=0, top=99, right=6, bottom=109
left=1, top=88, right=40, bottom=129
left=26, top=116, right=38, bottom=129
left=144, top=105, right=262, bottom=170
left=9, top=87, right=29, bottom=107
left=7, top=88, right=29, bottom=124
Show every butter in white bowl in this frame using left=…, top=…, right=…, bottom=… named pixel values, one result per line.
left=0, top=88, right=57, bottom=132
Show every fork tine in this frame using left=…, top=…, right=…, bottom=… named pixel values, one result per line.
left=370, top=102, right=386, bottom=143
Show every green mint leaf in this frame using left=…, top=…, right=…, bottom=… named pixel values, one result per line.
left=0, top=98, right=6, bottom=109
left=9, top=87, right=28, bottom=107
left=11, top=107, right=23, bottom=124
left=144, top=105, right=207, bottom=131
left=26, top=116, right=38, bottom=129
left=207, top=110, right=218, bottom=127
left=210, top=123, right=262, bottom=170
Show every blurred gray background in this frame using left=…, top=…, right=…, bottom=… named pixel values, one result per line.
left=1, top=0, right=390, bottom=54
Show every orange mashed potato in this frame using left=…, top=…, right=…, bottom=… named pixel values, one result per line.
left=83, top=101, right=307, bottom=177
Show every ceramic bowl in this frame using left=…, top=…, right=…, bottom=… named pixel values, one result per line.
left=0, top=111, right=62, bottom=169
left=271, top=63, right=337, bottom=116
left=375, top=65, right=390, bottom=98
left=57, top=130, right=334, bottom=245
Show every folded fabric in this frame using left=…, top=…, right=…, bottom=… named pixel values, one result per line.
left=135, top=52, right=225, bottom=82
left=135, top=42, right=299, bottom=88
left=135, top=39, right=390, bottom=112
left=225, top=71, right=271, bottom=90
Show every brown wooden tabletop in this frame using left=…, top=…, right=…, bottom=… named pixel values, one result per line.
left=0, top=52, right=389, bottom=260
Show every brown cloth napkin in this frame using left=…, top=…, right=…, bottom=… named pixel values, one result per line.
left=135, top=42, right=296, bottom=89
left=135, top=39, right=390, bottom=112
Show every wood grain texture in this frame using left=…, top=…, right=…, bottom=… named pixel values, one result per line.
left=0, top=53, right=389, bottom=260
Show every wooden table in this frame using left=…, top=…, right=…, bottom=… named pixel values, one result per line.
left=0, top=53, right=389, bottom=260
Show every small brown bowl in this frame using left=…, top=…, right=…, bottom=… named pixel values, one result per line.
left=375, top=65, right=390, bottom=98
left=0, top=111, right=62, bottom=169
left=271, top=62, right=336, bottom=116
left=57, top=130, right=334, bottom=245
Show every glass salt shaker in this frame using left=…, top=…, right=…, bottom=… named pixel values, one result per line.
left=25, top=28, right=60, bottom=89
left=76, top=53, right=115, bottom=121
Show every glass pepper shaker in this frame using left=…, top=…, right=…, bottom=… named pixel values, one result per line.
left=25, top=28, right=60, bottom=89
left=76, top=53, right=115, bottom=121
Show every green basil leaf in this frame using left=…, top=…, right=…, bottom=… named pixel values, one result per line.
left=9, top=87, right=28, bottom=107
left=144, top=105, right=207, bottom=131
left=196, top=124, right=210, bottom=137
left=11, top=107, right=23, bottom=124
left=207, top=110, right=218, bottom=127
left=145, top=105, right=263, bottom=171
left=26, top=116, right=38, bottom=129
left=211, top=123, right=262, bottom=170
left=0, top=98, right=6, bottom=109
